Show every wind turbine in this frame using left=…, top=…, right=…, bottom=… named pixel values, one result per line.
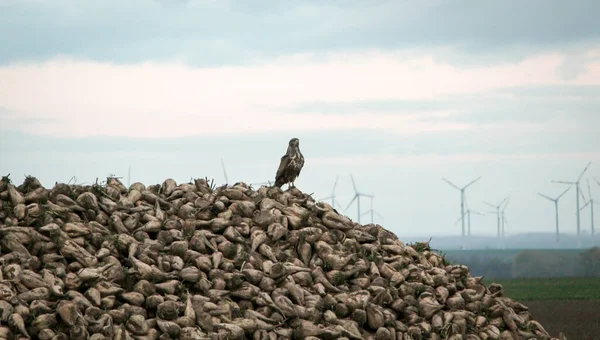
left=442, top=176, right=482, bottom=246
left=345, top=174, right=373, bottom=224
left=538, top=187, right=571, bottom=244
left=361, top=193, right=383, bottom=224
left=551, top=161, right=592, bottom=248
left=319, top=176, right=343, bottom=210
left=483, top=195, right=510, bottom=249
left=580, top=179, right=597, bottom=243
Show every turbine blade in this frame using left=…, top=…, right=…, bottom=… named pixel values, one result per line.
left=442, top=178, right=460, bottom=190
left=333, top=198, right=344, bottom=211
left=332, top=176, right=339, bottom=195
left=454, top=215, right=462, bottom=225
left=552, top=180, right=575, bottom=185
left=221, top=158, right=229, bottom=184
left=350, top=174, right=358, bottom=193
left=455, top=209, right=468, bottom=225
left=482, top=201, right=496, bottom=208
left=499, top=195, right=510, bottom=208
left=577, top=161, right=592, bottom=182
left=594, top=177, right=600, bottom=188
left=587, top=179, right=593, bottom=200
left=580, top=201, right=590, bottom=211
left=319, top=196, right=333, bottom=201
left=501, top=196, right=511, bottom=211
left=374, top=211, right=384, bottom=219
left=331, top=198, right=338, bottom=207
left=463, top=176, right=482, bottom=190
left=557, top=187, right=571, bottom=200
left=345, top=195, right=358, bottom=211
left=332, top=197, right=345, bottom=211
left=538, top=193, right=554, bottom=201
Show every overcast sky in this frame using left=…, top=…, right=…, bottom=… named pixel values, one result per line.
left=1, top=0, right=600, bottom=241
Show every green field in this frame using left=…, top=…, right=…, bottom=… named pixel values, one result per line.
left=488, top=277, right=600, bottom=301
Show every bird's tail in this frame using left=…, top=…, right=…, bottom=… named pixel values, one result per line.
left=274, top=178, right=284, bottom=188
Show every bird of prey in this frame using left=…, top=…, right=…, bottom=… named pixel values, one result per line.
left=274, top=138, right=305, bottom=189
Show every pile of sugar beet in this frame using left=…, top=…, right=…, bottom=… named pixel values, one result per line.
left=0, top=174, right=563, bottom=340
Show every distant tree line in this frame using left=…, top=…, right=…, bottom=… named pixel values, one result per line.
left=444, top=247, right=600, bottom=279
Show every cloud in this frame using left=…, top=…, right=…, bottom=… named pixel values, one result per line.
left=280, top=99, right=451, bottom=115
left=310, top=152, right=600, bottom=167
left=283, top=85, right=600, bottom=126
left=496, top=84, right=600, bottom=99
left=0, top=107, right=62, bottom=128
left=3, top=1, right=599, bottom=239
left=1, top=49, right=599, bottom=138
left=2, top=114, right=597, bottom=159
left=1, top=1, right=599, bottom=65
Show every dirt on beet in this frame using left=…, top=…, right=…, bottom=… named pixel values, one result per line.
left=525, top=300, right=600, bottom=340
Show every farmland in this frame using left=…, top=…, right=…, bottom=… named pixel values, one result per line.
left=489, top=277, right=600, bottom=339
left=524, top=301, right=600, bottom=339
left=490, top=277, right=600, bottom=301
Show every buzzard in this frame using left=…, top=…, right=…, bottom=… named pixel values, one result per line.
left=274, top=138, right=305, bottom=189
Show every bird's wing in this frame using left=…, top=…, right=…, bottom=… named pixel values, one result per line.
left=275, top=154, right=290, bottom=180
left=297, top=152, right=305, bottom=176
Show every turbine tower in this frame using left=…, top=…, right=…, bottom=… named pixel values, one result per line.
left=319, top=176, right=343, bottom=210
left=500, top=197, right=510, bottom=249
left=538, top=187, right=571, bottom=244
left=345, top=174, right=373, bottom=224
left=454, top=208, right=484, bottom=238
left=483, top=195, right=510, bottom=249
left=443, top=176, right=482, bottom=247
left=463, top=209, right=485, bottom=238
left=361, top=194, right=383, bottom=224
left=551, top=161, right=592, bottom=248
left=456, top=195, right=485, bottom=238
left=580, top=179, right=597, bottom=243
left=502, top=214, right=512, bottom=246
left=221, top=158, right=229, bottom=184
left=127, top=166, right=131, bottom=188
